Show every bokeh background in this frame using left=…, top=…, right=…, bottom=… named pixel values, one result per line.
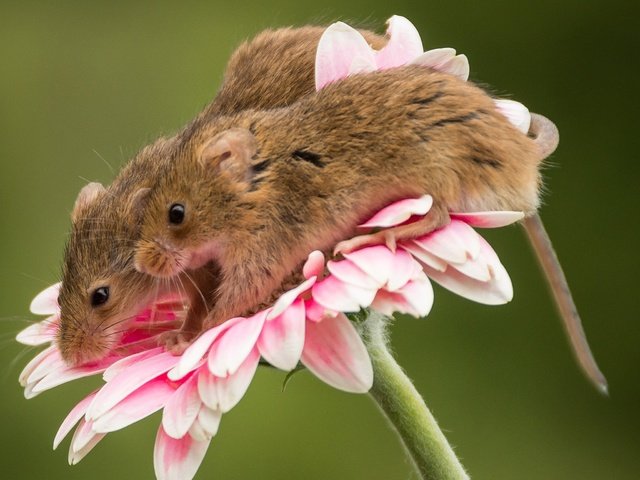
left=1, top=1, right=638, bottom=479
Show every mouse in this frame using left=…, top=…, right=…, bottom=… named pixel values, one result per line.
left=56, top=25, right=387, bottom=366
left=133, top=65, right=551, bottom=345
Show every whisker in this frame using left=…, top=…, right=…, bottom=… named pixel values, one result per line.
left=183, top=271, right=210, bottom=316
left=93, top=149, right=115, bottom=175
left=98, top=313, right=140, bottom=334
left=3, top=345, right=38, bottom=383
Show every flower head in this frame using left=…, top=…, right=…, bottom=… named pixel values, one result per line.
left=18, top=192, right=521, bottom=478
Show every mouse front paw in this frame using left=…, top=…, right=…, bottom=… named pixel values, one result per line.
left=158, top=329, right=197, bottom=355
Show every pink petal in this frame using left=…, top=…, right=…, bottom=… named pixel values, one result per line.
left=29, top=282, right=61, bottom=315
left=423, top=265, right=509, bottom=304
left=70, top=418, right=98, bottom=456
left=169, top=320, right=239, bottom=381
left=16, top=316, right=58, bottom=346
left=326, top=259, right=382, bottom=289
left=397, top=278, right=435, bottom=317
left=400, top=243, right=448, bottom=272
left=31, top=362, right=111, bottom=396
left=199, top=348, right=260, bottom=413
left=258, top=299, right=306, bottom=371
left=92, top=377, right=176, bottom=433
left=196, top=406, right=222, bottom=438
left=162, top=373, right=202, bottom=439
left=348, top=55, right=377, bottom=75
left=315, top=21, right=376, bottom=90
left=410, top=47, right=456, bottom=68
left=19, top=345, right=57, bottom=387
left=312, top=276, right=377, bottom=312
left=451, top=211, right=524, bottom=228
left=103, top=347, right=164, bottom=381
left=343, top=245, right=396, bottom=285
left=447, top=254, right=491, bottom=282
left=54, top=391, right=98, bottom=449
left=359, top=195, right=432, bottom=228
left=371, top=277, right=434, bottom=318
left=87, top=351, right=180, bottom=420
left=375, top=15, right=424, bottom=69
left=494, top=99, right=531, bottom=134
left=303, top=250, right=326, bottom=279
left=304, top=298, right=336, bottom=322
left=439, top=54, right=470, bottom=81
left=207, top=312, right=265, bottom=377
left=411, top=220, right=481, bottom=264
left=154, top=427, right=211, bottom=480
left=24, top=348, right=64, bottom=387
left=268, top=276, right=316, bottom=320
left=421, top=237, right=513, bottom=305
left=478, top=235, right=514, bottom=298
left=188, top=417, right=210, bottom=442
left=387, top=249, right=422, bottom=291
left=301, top=313, right=373, bottom=393
left=68, top=419, right=105, bottom=465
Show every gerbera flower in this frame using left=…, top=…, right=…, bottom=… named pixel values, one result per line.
left=18, top=192, right=520, bottom=479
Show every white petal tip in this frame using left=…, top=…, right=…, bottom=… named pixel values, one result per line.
left=494, top=99, right=531, bottom=134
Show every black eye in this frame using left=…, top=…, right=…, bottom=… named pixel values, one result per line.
left=91, top=287, right=109, bottom=307
left=169, top=203, right=185, bottom=225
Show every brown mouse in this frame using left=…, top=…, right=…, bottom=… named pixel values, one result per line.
left=56, top=25, right=387, bottom=366
left=134, top=65, right=550, bottom=342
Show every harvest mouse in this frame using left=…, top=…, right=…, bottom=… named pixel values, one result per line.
left=134, top=65, right=551, bottom=345
left=56, top=25, right=386, bottom=366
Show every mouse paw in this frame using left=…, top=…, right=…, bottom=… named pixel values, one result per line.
left=334, top=205, right=450, bottom=256
left=158, top=330, right=196, bottom=355
left=334, top=231, right=397, bottom=255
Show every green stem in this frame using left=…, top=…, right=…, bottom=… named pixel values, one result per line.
left=361, top=313, right=469, bottom=480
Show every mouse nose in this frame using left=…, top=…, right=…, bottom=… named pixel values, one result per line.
left=58, top=324, right=120, bottom=367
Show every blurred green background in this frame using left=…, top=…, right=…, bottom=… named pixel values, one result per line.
left=1, top=1, right=638, bottom=478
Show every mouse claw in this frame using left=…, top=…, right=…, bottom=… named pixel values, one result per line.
left=334, top=234, right=375, bottom=255
left=158, top=330, right=196, bottom=356
left=384, top=232, right=397, bottom=253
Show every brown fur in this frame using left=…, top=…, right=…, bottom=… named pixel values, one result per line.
left=57, top=25, right=385, bottom=365
left=134, top=65, right=543, bottom=333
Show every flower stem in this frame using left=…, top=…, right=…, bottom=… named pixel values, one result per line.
left=360, top=313, right=469, bottom=480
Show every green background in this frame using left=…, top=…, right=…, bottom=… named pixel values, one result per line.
left=1, top=1, right=638, bottom=478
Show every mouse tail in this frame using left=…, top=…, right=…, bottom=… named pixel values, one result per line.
left=529, top=113, right=559, bottom=160
left=522, top=213, right=608, bottom=395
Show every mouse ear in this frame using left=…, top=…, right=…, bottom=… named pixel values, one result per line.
left=72, top=182, right=105, bottom=222
left=128, top=187, right=151, bottom=226
left=198, top=128, right=257, bottom=184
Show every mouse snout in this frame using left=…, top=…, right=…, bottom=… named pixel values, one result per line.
left=134, top=238, right=188, bottom=278
left=58, top=321, right=116, bottom=367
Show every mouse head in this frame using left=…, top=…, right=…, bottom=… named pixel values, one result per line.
left=57, top=139, right=176, bottom=366
left=134, top=127, right=259, bottom=278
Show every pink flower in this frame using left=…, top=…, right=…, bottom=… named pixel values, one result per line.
left=18, top=194, right=520, bottom=479
left=315, top=16, right=531, bottom=133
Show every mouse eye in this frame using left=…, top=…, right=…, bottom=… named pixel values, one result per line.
left=168, top=203, right=185, bottom=225
left=91, top=287, right=109, bottom=307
